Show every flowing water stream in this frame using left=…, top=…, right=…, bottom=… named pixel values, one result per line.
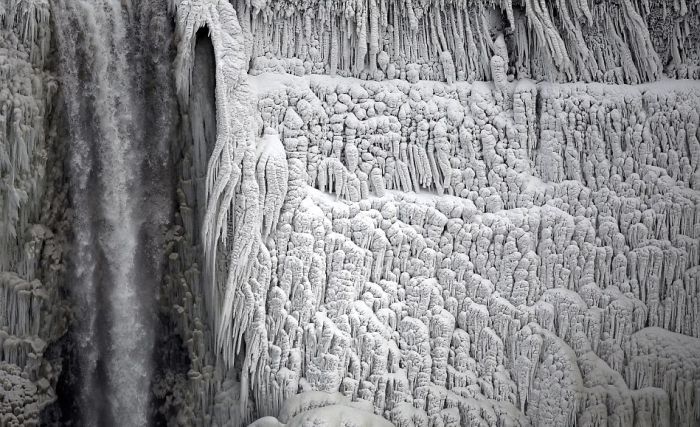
left=52, top=1, right=177, bottom=424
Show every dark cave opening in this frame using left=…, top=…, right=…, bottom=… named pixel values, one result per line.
left=190, top=26, right=218, bottom=245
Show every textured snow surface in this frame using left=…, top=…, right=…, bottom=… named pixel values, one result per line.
left=238, top=73, right=700, bottom=427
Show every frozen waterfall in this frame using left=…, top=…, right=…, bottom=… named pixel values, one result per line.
left=3, top=0, right=700, bottom=425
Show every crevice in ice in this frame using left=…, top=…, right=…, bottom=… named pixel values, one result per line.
left=190, top=25, right=217, bottom=247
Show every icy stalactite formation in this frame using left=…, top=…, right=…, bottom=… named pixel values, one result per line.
left=0, top=0, right=55, bottom=270
left=643, top=0, right=700, bottom=79
left=0, top=0, right=67, bottom=424
left=165, top=0, right=273, bottom=424
left=627, top=328, right=700, bottom=426
left=173, top=0, right=264, bottom=364
left=0, top=0, right=51, bottom=67
left=229, top=0, right=700, bottom=84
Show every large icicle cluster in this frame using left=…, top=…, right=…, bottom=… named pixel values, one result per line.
left=165, top=0, right=274, bottom=424
left=173, top=0, right=264, bottom=371
left=229, top=0, right=700, bottom=84
left=0, top=0, right=68, bottom=423
left=643, top=0, right=700, bottom=79
left=0, top=0, right=51, bottom=66
left=0, top=0, right=55, bottom=270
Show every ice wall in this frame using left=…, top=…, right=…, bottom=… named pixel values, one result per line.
left=0, top=0, right=68, bottom=425
left=242, top=74, right=700, bottom=426
left=163, top=0, right=267, bottom=424
left=161, top=1, right=700, bottom=426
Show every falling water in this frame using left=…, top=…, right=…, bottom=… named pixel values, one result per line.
left=52, top=0, right=177, bottom=425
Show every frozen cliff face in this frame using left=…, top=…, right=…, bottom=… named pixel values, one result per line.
left=0, top=0, right=59, bottom=373
left=0, top=0, right=68, bottom=424
left=2, top=0, right=700, bottom=425
left=156, top=1, right=700, bottom=427
left=237, top=75, right=700, bottom=427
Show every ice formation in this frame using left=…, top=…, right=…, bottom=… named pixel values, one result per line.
left=238, top=0, right=700, bottom=83
left=158, top=0, right=700, bottom=425
left=0, top=0, right=66, bottom=423
left=1, top=0, right=700, bottom=426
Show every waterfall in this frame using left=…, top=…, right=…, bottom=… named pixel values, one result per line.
left=52, top=0, right=177, bottom=425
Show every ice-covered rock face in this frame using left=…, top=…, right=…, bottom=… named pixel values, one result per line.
left=0, top=0, right=68, bottom=423
left=240, top=74, right=700, bottom=427
left=2, top=0, right=700, bottom=425
left=161, top=1, right=700, bottom=424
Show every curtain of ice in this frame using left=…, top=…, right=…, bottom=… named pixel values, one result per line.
left=173, top=0, right=265, bottom=395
